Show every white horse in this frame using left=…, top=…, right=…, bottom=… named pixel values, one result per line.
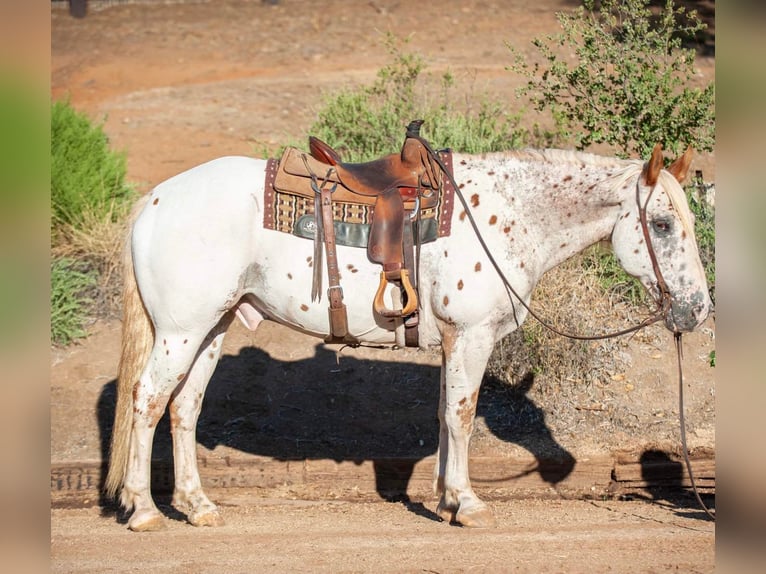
left=105, top=143, right=711, bottom=531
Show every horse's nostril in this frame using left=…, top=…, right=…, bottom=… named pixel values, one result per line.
left=692, top=302, right=707, bottom=322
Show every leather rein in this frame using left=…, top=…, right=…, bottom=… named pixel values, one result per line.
left=413, top=137, right=714, bottom=521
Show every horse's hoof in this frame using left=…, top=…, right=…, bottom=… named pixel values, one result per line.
left=189, top=509, right=225, bottom=527
left=128, top=510, right=166, bottom=532
left=435, top=500, right=456, bottom=524
left=456, top=505, right=497, bottom=528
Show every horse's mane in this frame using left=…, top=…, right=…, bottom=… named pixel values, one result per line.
left=509, top=147, right=629, bottom=169
left=656, top=170, right=696, bottom=240
left=500, top=149, right=695, bottom=239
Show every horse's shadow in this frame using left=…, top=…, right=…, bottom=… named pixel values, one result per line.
left=630, top=449, right=715, bottom=521
left=96, top=343, right=575, bottom=517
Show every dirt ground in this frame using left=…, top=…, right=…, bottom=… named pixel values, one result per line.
left=51, top=1, right=716, bottom=571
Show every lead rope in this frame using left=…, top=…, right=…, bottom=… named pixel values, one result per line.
left=415, top=136, right=713, bottom=519
left=675, top=333, right=716, bottom=520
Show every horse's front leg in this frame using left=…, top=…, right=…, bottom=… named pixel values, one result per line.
left=169, top=319, right=232, bottom=527
left=434, top=323, right=496, bottom=528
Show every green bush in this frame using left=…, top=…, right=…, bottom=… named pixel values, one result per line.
left=687, top=177, right=715, bottom=302
left=50, top=257, right=97, bottom=346
left=310, top=34, right=533, bottom=161
left=510, top=0, right=715, bottom=159
left=51, top=99, right=134, bottom=240
left=509, top=0, right=715, bottom=307
left=51, top=99, right=136, bottom=344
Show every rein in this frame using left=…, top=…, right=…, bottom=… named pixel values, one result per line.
left=414, top=137, right=714, bottom=520
left=675, top=333, right=716, bottom=520
left=428, top=141, right=669, bottom=340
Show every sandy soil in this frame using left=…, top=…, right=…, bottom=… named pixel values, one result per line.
left=52, top=497, right=714, bottom=573
left=51, top=1, right=716, bottom=571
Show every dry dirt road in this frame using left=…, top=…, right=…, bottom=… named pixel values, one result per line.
left=52, top=495, right=714, bottom=573
left=51, top=1, right=716, bottom=571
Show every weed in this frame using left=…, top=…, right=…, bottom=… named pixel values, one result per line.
left=580, top=244, right=648, bottom=308
left=51, top=257, right=97, bottom=346
left=687, top=175, right=715, bottom=303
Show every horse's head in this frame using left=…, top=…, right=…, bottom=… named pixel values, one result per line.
left=610, top=145, right=712, bottom=332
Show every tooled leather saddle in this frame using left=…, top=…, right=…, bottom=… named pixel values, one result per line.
left=266, top=120, right=453, bottom=346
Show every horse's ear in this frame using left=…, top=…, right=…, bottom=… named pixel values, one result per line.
left=643, top=143, right=664, bottom=187
left=666, top=146, right=694, bottom=184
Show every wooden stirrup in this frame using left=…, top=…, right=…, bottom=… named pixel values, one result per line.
left=373, top=269, right=418, bottom=318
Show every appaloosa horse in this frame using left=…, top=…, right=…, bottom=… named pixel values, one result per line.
left=105, top=143, right=711, bottom=530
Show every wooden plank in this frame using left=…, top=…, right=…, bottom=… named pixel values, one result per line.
left=51, top=454, right=617, bottom=503
left=613, top=458, right=715, bottom=482
left=52, top=452, right=713, bottom=506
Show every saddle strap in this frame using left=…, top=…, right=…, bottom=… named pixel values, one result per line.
left=402, top=212, right=420, bottom=348
left=311, top=191, right=323, bottom=302
left=319, top=184, right=359, bottom=345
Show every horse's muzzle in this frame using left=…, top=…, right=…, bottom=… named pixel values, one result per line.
left=665, top=292, right=712, bottom=332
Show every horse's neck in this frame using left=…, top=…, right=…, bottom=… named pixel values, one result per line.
left=472, top=151, right=632, bottom=273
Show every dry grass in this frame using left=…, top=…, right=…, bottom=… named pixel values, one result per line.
left=488, top=254, right=640, bottom=386
left=482, top=253, right=661, bottom=449
left=52, top=207, right=129, bottom=317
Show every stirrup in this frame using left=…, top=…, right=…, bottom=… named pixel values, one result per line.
left=373, top=269, right=418, bottom=318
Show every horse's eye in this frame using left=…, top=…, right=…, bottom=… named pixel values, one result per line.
left=651, top=218, right=672, bottom=235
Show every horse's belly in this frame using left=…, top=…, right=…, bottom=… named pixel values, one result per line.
left=246, top=230, right=401, bottom=344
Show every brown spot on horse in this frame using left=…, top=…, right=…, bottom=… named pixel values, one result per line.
left=456, top=391, right=479, bottom=431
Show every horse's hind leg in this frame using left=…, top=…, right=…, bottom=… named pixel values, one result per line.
left=168, top=315, right=233, bottom=527
left=122, top=332, right=208, bottom=532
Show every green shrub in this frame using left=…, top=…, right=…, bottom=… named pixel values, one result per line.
left=687, top=177, right=715, bottom=303
left=51, top=99, right=137, bottom=343
left=310, top=34, right=532, bottom=161
left=50, top=257, right=97, bottom=346
left=51, top=99, right=134, bottom=241
left=510, top=0, right=715, bottom=159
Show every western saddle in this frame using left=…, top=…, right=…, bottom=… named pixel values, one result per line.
left=270, top=120, right=448, bottom=346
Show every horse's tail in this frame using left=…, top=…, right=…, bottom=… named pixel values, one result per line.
left=104, top=196, right=153, bottom=501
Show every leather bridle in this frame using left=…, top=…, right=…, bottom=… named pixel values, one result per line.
left=636, top=178, right=674, bottom=326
